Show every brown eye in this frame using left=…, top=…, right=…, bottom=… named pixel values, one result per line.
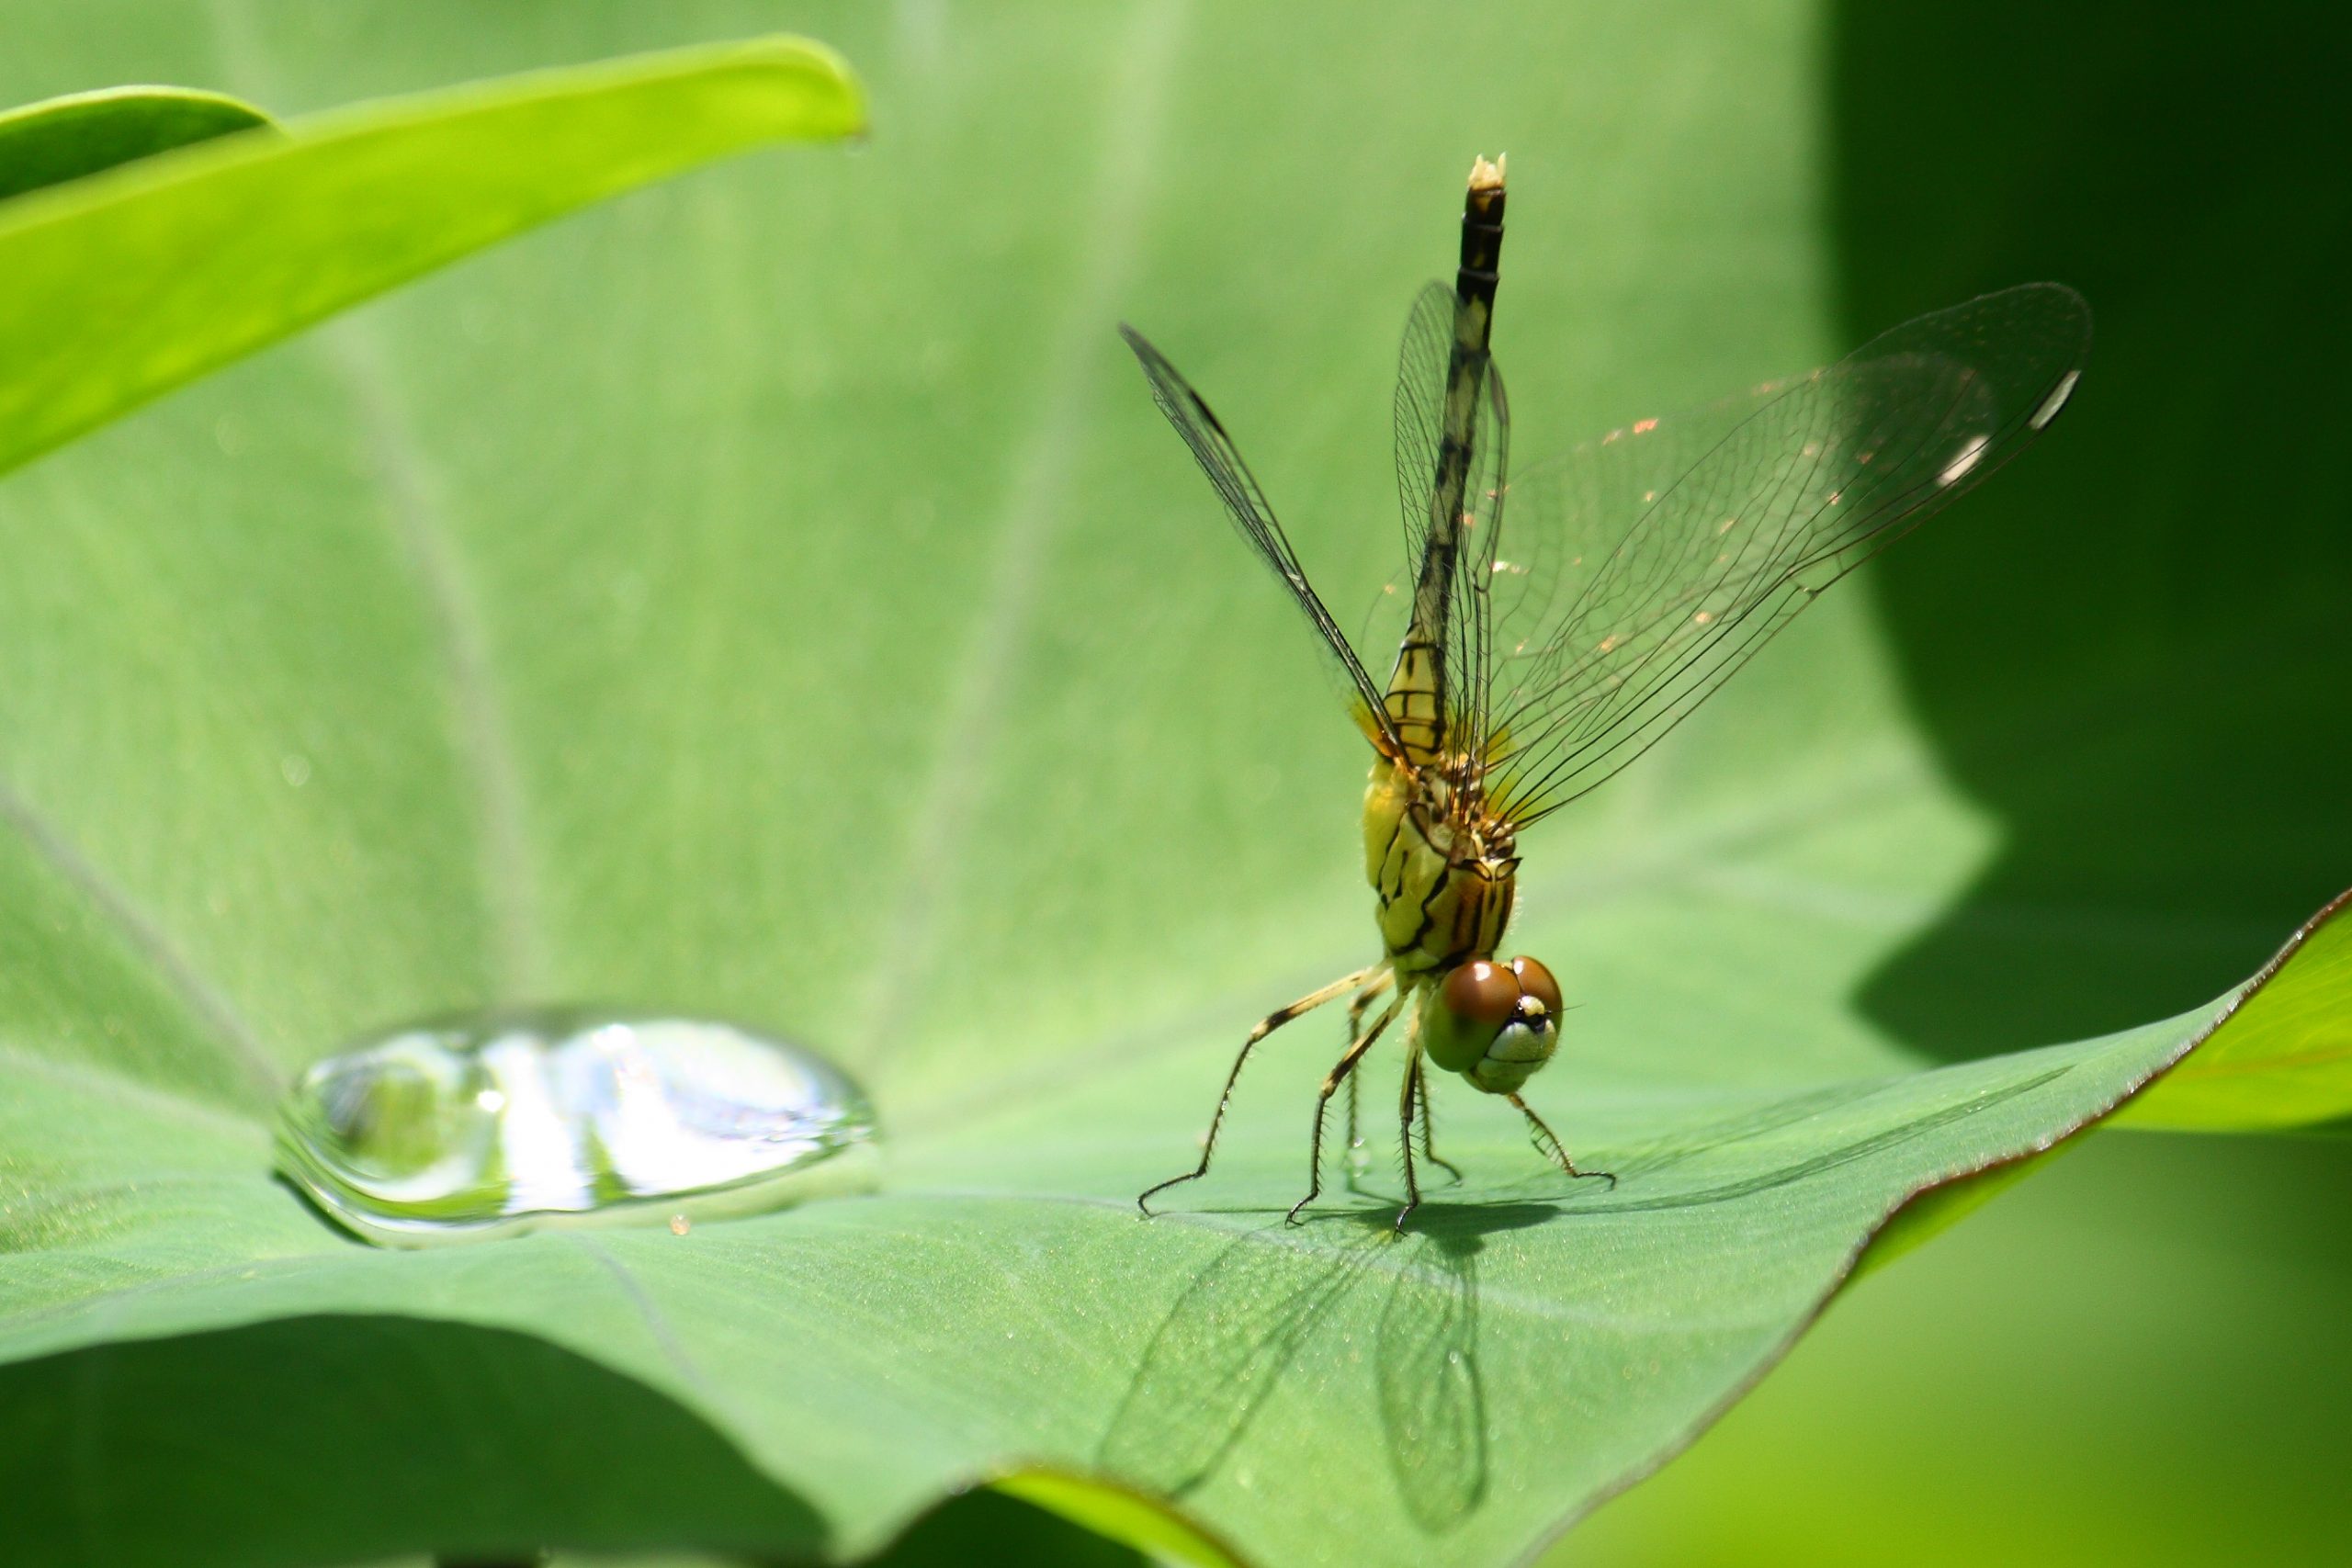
left=1510, top=955, right=1562, bottom=1014
left=1442, top=959, right=1520, bottom=1029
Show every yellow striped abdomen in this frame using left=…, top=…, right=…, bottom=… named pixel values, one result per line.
left=1363, top=756, right=1517, bottom=977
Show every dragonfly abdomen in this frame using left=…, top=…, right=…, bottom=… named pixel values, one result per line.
left=1382, top=637, right=1447, bottom=765
left=1387, top=154, right=1507, bottom=773
left=1364, top=757, right=1518, bottom=976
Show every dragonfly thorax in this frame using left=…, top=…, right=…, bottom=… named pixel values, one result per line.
left=1363, top=753, right=1520, bottom=977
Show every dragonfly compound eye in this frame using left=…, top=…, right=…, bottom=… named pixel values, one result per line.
left=1423, top=956, right=1562, bottom=1094
left=1509, top=955, right=1562, bottom=1015
left=1444, top=958, right=1520, bottom=1024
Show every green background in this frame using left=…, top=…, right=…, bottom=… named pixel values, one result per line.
left=1583, top=5, right=2352, bottom=1561
left=0, top=2, right=2345, bottom=1564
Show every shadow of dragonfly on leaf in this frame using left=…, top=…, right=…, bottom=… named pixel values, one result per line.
left=1102, top=1201, right=1551, bottom=1534
left=1102, top=1057, right=2079, bottom=1530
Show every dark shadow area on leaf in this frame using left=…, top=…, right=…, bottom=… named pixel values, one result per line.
left=1834, top=2, right=2352, bottom=1060
left=0, top=1314, right=822, bottom=1568
left=1386, top=1198, right=1560, bottom=1243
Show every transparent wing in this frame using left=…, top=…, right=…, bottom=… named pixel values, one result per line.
left=1120, top=323, right=1398, bottom=744
left=1481, top=281, right=2091, bottom=827
left=1376, top=280, right=1510, bottom=752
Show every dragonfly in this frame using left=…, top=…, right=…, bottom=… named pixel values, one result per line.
left=1121, top=154, right=2090, bottom=1231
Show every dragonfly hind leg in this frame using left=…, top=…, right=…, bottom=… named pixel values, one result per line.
left=1342, top=1072, right=1367, bottom=1194
left=1508, top=1092, right=1616, bottom=1190
left=1392, top=1046, right=1426, bottom=1232
left=1411, top=1055, right=1465, bottom=1186
left=1339, top=972, right=1396, bottom=1194
left=1285, top=988, right=1406, bottom=1224
left=1137, top=967, right=1373, bottom=1216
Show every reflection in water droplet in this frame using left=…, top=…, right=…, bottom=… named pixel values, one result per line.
left=2030, top=367, right=2081, bottom=430
left=276, top=1011, right=876, bottom=1247
left=1937, top=432, right=1991, bottom=487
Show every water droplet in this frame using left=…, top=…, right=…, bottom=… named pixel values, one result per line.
left=276, top=1010, right=876, bottom=1247
left=278, top=752, right=312, bottom=788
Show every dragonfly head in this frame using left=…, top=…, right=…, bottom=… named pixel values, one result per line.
left=1419, top=955, right=1562, bottom=1094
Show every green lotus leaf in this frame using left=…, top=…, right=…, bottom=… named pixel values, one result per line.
left=0, top=6, right=2337, bottom=1567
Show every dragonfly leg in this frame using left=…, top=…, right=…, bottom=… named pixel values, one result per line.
left=1286, top=990, right=1405, bottom=1224
left=1139, top=966, right=1373, bottom=1216
left=1393, top=1047, right=1424, bottom=1232
left=1339, top=973, right=1397, bottom=1190
left=1341, top=1071, right=1367, bottom=1194
left=1412, top=1055, right=1465, bottom=1185
left=1508, top=1092, right=1616, bottom=1190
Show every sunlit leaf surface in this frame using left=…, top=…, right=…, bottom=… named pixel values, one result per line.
left=0, top=5, right=2340, bottom=1567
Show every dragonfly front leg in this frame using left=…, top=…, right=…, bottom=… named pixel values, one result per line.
left=1138, top=966, right=1373, bottom=1216
left=1287, top=989, right=1405, bottom=1224
left=1508, top=1092, right=1616, bottom=1191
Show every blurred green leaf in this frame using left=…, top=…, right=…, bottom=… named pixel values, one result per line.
left=1571, top=1129, right=2352, bottom=1565
left=0, top=85, right=274, bottom=203
left=0, top=33, right=862, bottom=477
left=0, top=5, right=2339, bottom=1568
